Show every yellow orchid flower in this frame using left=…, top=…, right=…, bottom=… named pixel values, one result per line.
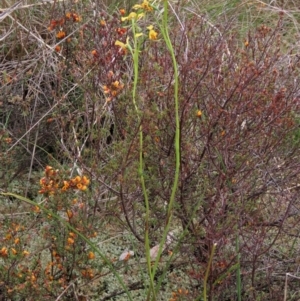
left=133, top=0, right=153, bottom=12
left=121, top=12, right=137, bottom=21
left=121, top=12, right=145, bottom=22
left=115, top=40, right=127, bottom=50
left=147, top=25, right=158, bottom=40
left=115, top=37, right=133, bottom=57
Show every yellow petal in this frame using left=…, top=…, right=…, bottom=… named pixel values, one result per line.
left=137, top=12, right=145, bottom=20
left=135, top=33, right=144, bottom=38
left=115, top=40, right=127, bottom=50
left=149, top=29, right=158, bottom=40
left=127, top=12, right=137, bottom=20
left=132, top=4, right=142, bottom=10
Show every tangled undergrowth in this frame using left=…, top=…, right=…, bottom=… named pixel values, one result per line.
left=1, top=0, right=300, bottom=300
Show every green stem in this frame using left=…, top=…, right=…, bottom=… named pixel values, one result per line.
left=236, top=232, right=242, bottom=301
left=202, top=243, right=217, bottom=301
left=151, top=0, right=181, bottom=280
left=130, top=19, right=155, bottom=300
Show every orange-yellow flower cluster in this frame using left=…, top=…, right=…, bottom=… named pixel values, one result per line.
left=81, top=268, right=94, bottom=279
left=196, top=110, right=202, bottom=118
left=39, top=166, right=90, bottom=195
left=116, top=27, right=127, bottom=36
left=69, top=175, right=90, bottom=191
left=56, top=31, right=66, bottom=39
left=88, top=251, right=95, bottom=260
left=48, top=11, right=81, bottom=31
left=103, top=80, right=124, bottom=102
left=169, top=288, right=189, bottom=301
left=0, top=247, right=8, bottom=257
left=55, top=45, right=61, bottom=52
left=67, top=232, right=76, bottom=245
left=119, top=9, right=126, bottom=16
left=23, top=250, right=30, bottom=256
left=4, top=137, right=12, bottom=144
left=0, top=223, right=28, bottom=259
left=39, top=166, right=60, bottom=195
left=48, top=18, right=65, bottom=31
left=91, top=49, right=98, bottom=57
left=65, top=12, right=81, bottom=22
left=0, top=246, right=28, bottom=258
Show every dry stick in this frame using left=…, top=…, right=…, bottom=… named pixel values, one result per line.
left=55, top=282, right=79, bottom=301
left=0, top=212, right=31, bottom=219
left=25, top=126, right=39, bottom=198
left=284, top=273, right=300, bottom=301
left=0, top=0, right=23, bottom=21
left=0, top=22, right=15, bottom=41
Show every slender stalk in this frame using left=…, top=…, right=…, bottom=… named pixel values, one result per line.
left=125, top=2, right=182, bottom=298
left=151, top=0, right=181, bottom=281
left=130, top=19, right=156, bottom=300
left=236, top=234, right=242, bottom=301
left=199, top=243, right=217, bottom=301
